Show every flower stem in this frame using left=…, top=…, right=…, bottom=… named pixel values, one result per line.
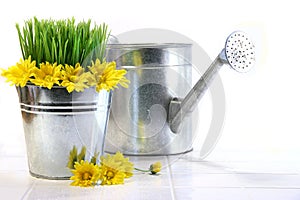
left=134, top=167, right=150, bottom=173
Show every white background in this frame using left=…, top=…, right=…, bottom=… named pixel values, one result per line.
left=0, top=0, right=299, bottom=161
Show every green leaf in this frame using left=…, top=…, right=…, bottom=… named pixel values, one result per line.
left=90, top=151, right=100, bottom=165
left=77, top=146, right=86, bottom=162
left=16, top=24, right=25, bottom=59
left=63, top=39, right=69, bottom=65
left=67, top=146, right=78, bottom=169
left=51, top=37, right=56, bottom=63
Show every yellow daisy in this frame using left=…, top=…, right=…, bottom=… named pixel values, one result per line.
left=88, top=59, right=106, bottom=76
left=1, top=56, right=36, bottom=87
left=70, top=160, right=101, bottom=187
left=111, top=151, right=134, bottom=178
left=61, top=63, right=93, bottom=93
left=99, top=164, right=126, bottom=185
left=99, top=152, right=134, bottom=185
left=31, top=62, right=62, bottom=89
left=97, top=63, right=129, bottom=92
left=88, top=59, right=130, bottom=92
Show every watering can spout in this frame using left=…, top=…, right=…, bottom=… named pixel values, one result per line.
left=168, top=51, right=227, bottom=133
left=168, top=31, right=255, bottom=133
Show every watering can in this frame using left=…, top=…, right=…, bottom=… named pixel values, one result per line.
left=105, top=31, right=255, bottom=156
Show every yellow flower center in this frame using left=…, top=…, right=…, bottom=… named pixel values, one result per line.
left=107, top=171, right=114, bottom=179
left=82, top=172, right=91, bottom=180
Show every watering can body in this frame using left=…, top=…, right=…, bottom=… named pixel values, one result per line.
left=105, top=43, right=195, bottom=155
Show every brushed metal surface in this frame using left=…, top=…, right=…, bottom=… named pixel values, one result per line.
left=105, top=43, right=194, bottom=155
left=17, top=85, right=111, bottom=179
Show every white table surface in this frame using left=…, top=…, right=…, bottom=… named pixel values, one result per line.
left=1, top=147, right=300, bottom=200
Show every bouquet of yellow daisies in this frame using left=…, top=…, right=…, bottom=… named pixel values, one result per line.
left=1, top=17, right=129, bottom=93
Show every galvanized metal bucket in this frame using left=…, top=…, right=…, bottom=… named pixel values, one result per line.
left=105, top=43, right=194, bottom=155
left=17, top=85, right=112, bottom=179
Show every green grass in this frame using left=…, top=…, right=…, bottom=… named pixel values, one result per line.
left=16, top=17, right=110, bottom=68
